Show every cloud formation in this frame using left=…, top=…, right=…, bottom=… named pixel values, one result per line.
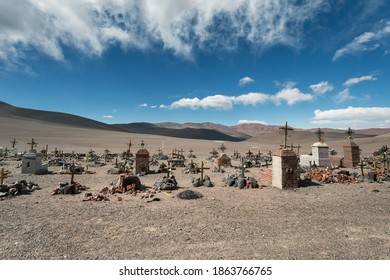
left=333, top=20, right=390, bottom=61
left=166, top=87, right=313, bottom=110
left=0, top=0, right=329, bottom=71
left=311, top=106, right=390, bottom=128
left=309, top=81, right=334, bottom=95
left=343, top=75, right=377, bottom=87
left=239, top=76, right=254, bottom=86
left=103, top=115, right=114, bottom=118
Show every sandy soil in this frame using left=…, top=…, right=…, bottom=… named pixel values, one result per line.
left=0, top=124, right=389, bottom=260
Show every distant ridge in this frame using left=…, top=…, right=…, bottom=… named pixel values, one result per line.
left=0, top=101, right=128, bottom=133
left=113, top=122, right=247, bottom=142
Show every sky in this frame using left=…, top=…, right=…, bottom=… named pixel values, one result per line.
left=1, top=0, right=390, bottom=129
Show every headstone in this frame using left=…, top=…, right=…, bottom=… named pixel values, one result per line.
left=343, top=141, right=360, bottom=168
left=311, top=142, right=331, bottom=167
left=135, top=149, right=149, bottom=174
left=272, top=149, right=298, bottom=189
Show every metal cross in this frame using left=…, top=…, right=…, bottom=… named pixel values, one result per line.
left=27, top=138, right=38, bottom=151
left=10, top=139, right=18, bottom=148
left=0, top=168, right=12, bottom=186
left=315, top=128, right=325, bottom=143
left=219, top=143, right=227, bottom=153
left=279, top=121, right=293, bottom=149
left=345, top=127, right=354, bottom=141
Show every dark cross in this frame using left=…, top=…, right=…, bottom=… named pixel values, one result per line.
left=357, top=158, right=366, bottom=177
left=188, top=148, right=194, bottom=157
left=140, top=139, right=145, bottom=148
left=70, top=161, right=76, bottom=184
left=172, top=149, right=177, bottom=158
left=245, top=149, right=253, bottom=159
left=345, top=127, right=354, bottom=141
left=127, top=140, right=132, bottom=153
left=157, top=148, right=163, bottom=155
left=27, top=138, right=38, bottom=151
left=10, top=139, right=18, bottom=148
left=210, top=148, right=218, bottom=158
left=239, top=158, right=246, bottom=177
left=115, top=157, right=118, bottom=168
left=264, top=159, right=270, bottom=168
left=315, top=128, right=325, bottom=143
left=4, top=147, right=8, bottom=157
left=233, top=150, right=240, bottom=159
left=279, top=121, right=294, bottom=149
left=104, top=148, right=110, bottom=162
left=288, top=143, right=301, bottom=155
left=54, top=147, right=59, bottom=157
left=199, top=161, right=210, bottom=182
left=0, top=168, right=12, bottom=186
left=179, top=148, right=184, bottom=157
left=219, top=143, right=227, bottom=153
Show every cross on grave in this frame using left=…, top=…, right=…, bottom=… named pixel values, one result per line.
left=44, top=145, right=49, bottom=160
left=70, top=162, right=76, bottom=184
left=245, top=149, right=253, bottom=159
left=27, top=138, right=38, bottom=151
left=10, top=139, right=18, bottom=148
left=345, top=127, right=354, bottom=141
left=188, top=148, right=194, bottom=157
left=0, top=168, right=12, bottom=186
left=4, top=147, right=8, bottom=157
left=233, top=150, right=240, bottom=159
left=127, top=140, right=132, bottom=153
left=219, top=143, right=227, bottom=153
left=290, top=143, right=301, bottom=155
left=157, top=148, right=163, bottom=155
left=179, top=148, right=185, bottom=157
left=315, top=128, right=325, bottom=143
left=199, top=161, right=210, bottom=182
left=239, top=158, right=246, bottom=177
left=140, top=139, right=145, bottom=148
left=210, top=148, right=218, bottom=158
left=357, top=158, right=367, bottom=177
left=279, top=121, right=294, bottom=149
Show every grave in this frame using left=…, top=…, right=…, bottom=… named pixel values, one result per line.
left=300, top=128, right=330, bottom=168
left=272, top=122, right=299, bottom=189
left=343, top=127, right=360, bottom=168
left=135, top=149, right=150, bottom=174
left=214, top=153, right=231, bottom=168
left=21, top=138, right=48, bottom=175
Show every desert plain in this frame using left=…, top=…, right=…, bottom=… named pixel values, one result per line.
left=0, top=114, right=389, bottom=260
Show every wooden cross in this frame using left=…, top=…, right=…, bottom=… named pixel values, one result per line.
left=0, top=168, right=12, bottom=186
left=357, top=158, right=366, bottom=177
left=219, top=143, right=227, bottom=153
left=279, top=121, right=293, bottom=149
left=127, top=140, right=132, bottom=153
left=54, top=147, right=58, bottom=156
left=27, top=138, right=38, bottom=151
left=157, top=148, right=163, bottom=155
left=245, top=149, right=253, bottom=159
left=345, top=127, right=354, bottom=141
left=210, top=148, right=218, bottom=157
left=315, top=128, right=325, bottom=143
left=179, top=148, right=184, bottom=157
left=233, top=150, right=240, bottom=158
left=199, top=161, right=210, bottom=182
left=70, top=162, right=76, bottom=184
left=10, top=139, right=18, bottom=148
left=140, top=139, right=145, bottom=148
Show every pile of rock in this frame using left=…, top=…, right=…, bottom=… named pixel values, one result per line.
left=191, top=175, right=214, bottom=187
left=154, top=175, right=178, bottom=190
left=308, top=168, right=357, bottom=184
left=224, top=175, right=259, bottom=189
left=83, top=192, right=109, bottom=202
left=52, top=181, right=89, bottom=195
left=0, top=180, right=40, bottom=198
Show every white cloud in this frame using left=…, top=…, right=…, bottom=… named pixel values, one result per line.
left=0, top=0, right=329, bottom=71
left=309, top=81, right=334, bottom=95
left=165, top=87, right=313, bottom=110
left=311, top=106, right=390, bottom=128
left=333, top=20, right=390, bottom=61
left=239, top=76, right=254, bottom=86
left=334, top=88, right=354, bottom=103
left=150, top=105, right=157, bottom=109
left=103, top=115, right=114, bottom=119
left=237, top=120, right=268, bottom=125
left=343, top=75, right=377, bottom=87
left=139, top=103, right=148, bottom=107
left=273, top=88, right=313, bottom=105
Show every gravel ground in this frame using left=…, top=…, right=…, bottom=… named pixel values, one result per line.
left=1, top=160, right=389, bottom=260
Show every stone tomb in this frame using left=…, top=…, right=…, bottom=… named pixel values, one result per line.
left=135, top=149, right=150, bottom=174
left=214, top=153, right=231, bottom=168
left=343, top=141, right=360, bottom=168
left=272, top=149, right=298, bottom=189
left=22, top=150, right=48, bottom=175
left=300, top=142, right=331, bottom=168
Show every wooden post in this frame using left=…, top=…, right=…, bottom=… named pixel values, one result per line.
left=70, top=162, right=75, bottom=184
left=0, top=168, right=12, bottom=186
left=10, top=139, right=18, bottom=148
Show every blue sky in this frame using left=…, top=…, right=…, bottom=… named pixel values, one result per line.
left=1, top=0, right=390, bottom=129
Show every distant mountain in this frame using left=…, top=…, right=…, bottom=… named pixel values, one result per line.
left=0, top=101, right=128, bottom=133
left=113, top=122, right=247, bottom=142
